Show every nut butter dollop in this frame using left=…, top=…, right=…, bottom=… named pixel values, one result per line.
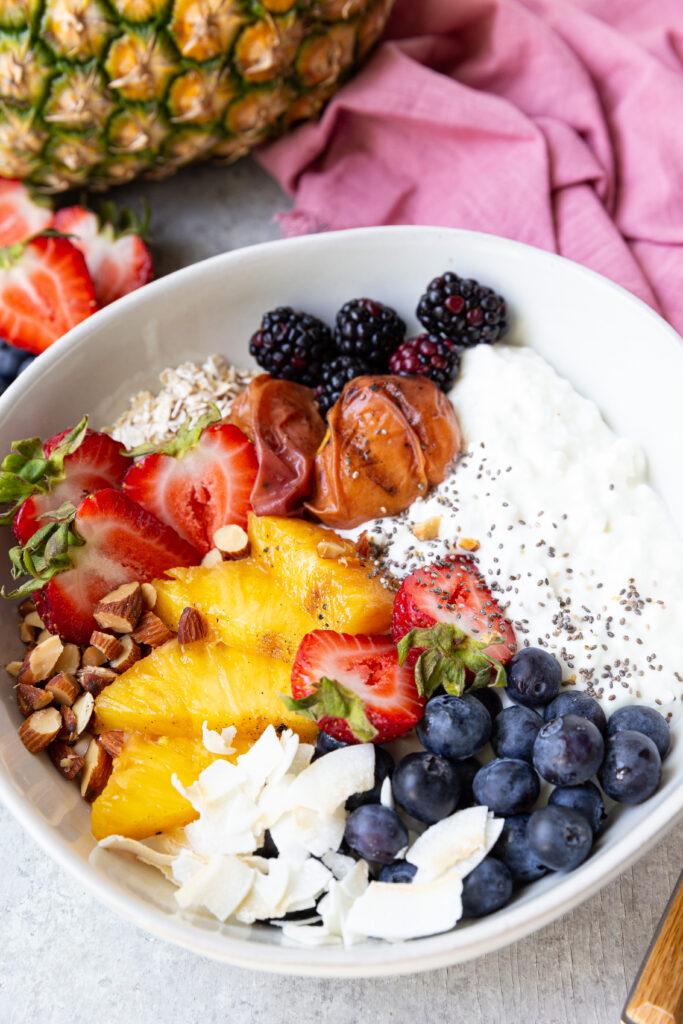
left=306, top=375, right=462, bottom=529
left=230, top=374, right=326, bottom=517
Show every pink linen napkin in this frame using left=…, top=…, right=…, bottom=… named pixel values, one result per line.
left=257, top=0, right=683, bottom=333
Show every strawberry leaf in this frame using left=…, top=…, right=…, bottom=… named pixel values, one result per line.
left=125, top=406, right=221, bottom=459
left=280, top=676, right=378, bottom=743
left=398, top=622, right=507, bottom=699
left=0, top=416, right=88, bottom=525
left=2, top=501, right=83, bottom=598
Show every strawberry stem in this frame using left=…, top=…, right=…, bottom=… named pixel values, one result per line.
left=397, top=622, right=507, bottom=699
left=125, top=406, right=221, bottom=459
left=2, top=501, right=83, bottom=599
left=280, top=676, right=378, bottom=743
left=0, top=416, right=88, bottom=525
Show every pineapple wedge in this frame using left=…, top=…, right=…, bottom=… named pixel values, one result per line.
left=94, top=639, right=317, bottom=742
left=154, top=559, right=318, bottom=662
left=248, top=513, right=395, bottom=635
left=91, top=733, right=252, bottom=841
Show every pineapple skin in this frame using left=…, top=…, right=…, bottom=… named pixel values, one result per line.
left=93, top=636, right=318, bottom=741
left=0, top=0, right=394, bottom=191
left=154, top=559, right=319, bottom=663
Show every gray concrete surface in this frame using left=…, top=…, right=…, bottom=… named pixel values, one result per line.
left=0, top=158, right=680, bottom=1024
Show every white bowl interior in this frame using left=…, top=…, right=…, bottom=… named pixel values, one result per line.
left=0, top=226, right=681, bottom=975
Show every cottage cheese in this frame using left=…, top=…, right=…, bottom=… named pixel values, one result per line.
left=344, top=345, right=683, bottom=723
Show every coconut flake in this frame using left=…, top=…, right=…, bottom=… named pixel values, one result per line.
left=174, top=854, right=254, bottom=921
left=380, top=775, right=394, bottom=809
left=345, top=868, right=464, bottom=940
left=286, top=744, right=375, bottom=817
left=407, top=806, right=504, bottom=883
left=201, top=722, right=237, bottom=756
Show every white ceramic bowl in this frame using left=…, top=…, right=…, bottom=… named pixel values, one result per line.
left=0, top=227, right=681, bottom=976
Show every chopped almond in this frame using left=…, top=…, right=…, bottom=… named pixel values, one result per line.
left=72, top=692, right=95, bottom=737
left=201, top=548, right=223, bottom=569
left=80, top=739, right=112, bottom=802
left=48, top=741, right=84, bottom=781
left=19, top=621, right=37, bottom=645
left=16, top=683, right=53, bottom=717
left=54, top=643, right=80, bottom=676
left=355, top=531, right=370, bottom=559
left=82, top=645, right=107, bottom=668
left=24, top=610, right=45, bottom=629
left=141, top=583, right=157, bottom=610
left=316, top=538, right=347, bottom=560
left=459, top=537, right=480, bottom=552
left=6, top=660, right=23, bottom=679
left=79, top=666, right=116, bottom=697
left=177, top=606, right=208, bottom=645
left=19, top=707, right=62, bottom=753
left=98, top=731, right=125, bottom=758
left=93, top=582, right=143, bottom=633
left=89, top=631, right=123, bottom=661
left=131, top=611, right=174, bottom=648
left=58, top=705, right=78, bottom=742
left=17, top=635, right=64, bottom=685
left=412, top=516, right=441, bottom=542
left=18, top=597, right=36, bottom=617
left=45, top=672, right=81, bottom=707
left=109, top=635, right=140, bottom=674
left=213, top=524, right=249, bottom=559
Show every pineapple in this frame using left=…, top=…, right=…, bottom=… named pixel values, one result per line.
left=90, top=732, right=253, bottom=840
left=94, top=637, right=317, bottom=741
left=154, top=558, right=318, bottom=662
left=0, top=0, right=393, bottom=191
left=248, top=513, right=395, bottom=635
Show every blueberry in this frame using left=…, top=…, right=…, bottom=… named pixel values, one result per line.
left=532, top=714, right=604, bottom=786
left=346, top=747, right=394, bottom=811
left=313, top=731, right=347, bottom=758
left=598, top=730, right=662, bottom=805
left=544, top=691, right=607, bottom=733
left=455, top=756, right=481, bottom=808
left=492, top=705, right=543, bottom=763
left=17, top=355, right=35, bottom=375
left=254, top=829, right=278, bottom=858
left=607, top=706, right=670, bottom=761
left=392, top=751, right=460, bottom=824
left=505, top=647, right=562, bottom=707
left=344, top=804, right=409, bottom=864
left=416, top=694, right=492, bottom=760
left=548, top=781, right=606, bottom=835
left=378, top=860, right=417, bottom=884
left=0, top=374, right=12, bottom=395
left=470, top=686, right=503, bottom=721
left=527, top=806, right=593, bottom=871
left=472, top=758, right=540, bottom=816
left=461, top=858, right=513, bottom=918
left=0, top=342, right=24, bottom=378
left=492, top=814, right=547, bottom=882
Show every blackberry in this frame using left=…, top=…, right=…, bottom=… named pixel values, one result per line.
left=249, top=306, right=335, bottom=388
left=388, top=334, right=461, bottom=390
left=416, top=272, right=508, bottom=347
left=315, top=354, right=372, bottom=413
left=334, top=298, right=405, bottom=366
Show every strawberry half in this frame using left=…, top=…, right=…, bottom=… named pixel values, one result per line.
left=0, top=179, right=54, bottom=247
left=392, top=555, right=517, bottom=698
left=123, top=414, right=258, bottom=555
left=6, top=488, right=200, bottom=645
left=3, top=417, right=130, bottom=545
left=53, top=205, right=153, bottom=307
left=284, top=630, right=425, bottom=744
left=0, top=234, right=97, bottom=353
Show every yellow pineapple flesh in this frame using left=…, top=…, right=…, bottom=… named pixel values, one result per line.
left=154, top=558, right=318, bottom=663
left=90, top=732, right=252, bottom=840
left=248, top=513, right=395, bottom=635
left=94, top=638, right=317, bottom=741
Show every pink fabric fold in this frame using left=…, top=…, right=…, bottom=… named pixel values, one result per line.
left=258, top=0, right=683, bottom=332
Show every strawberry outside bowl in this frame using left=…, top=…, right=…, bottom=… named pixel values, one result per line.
left=0, top=225, right=681, bottom=976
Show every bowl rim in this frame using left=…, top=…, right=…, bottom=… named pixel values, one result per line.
left=0, top=224, right=681, bottom=976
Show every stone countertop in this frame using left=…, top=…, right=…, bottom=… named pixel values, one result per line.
left=1, top=158, right=681, bottom=1024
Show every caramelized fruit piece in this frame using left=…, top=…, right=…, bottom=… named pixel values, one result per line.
left=247, top=513, right=395, bottom=634
left=154, top=558, right=318, bottom=662
left=90, top=732, right=252, bottom=840
left=94, top=638, right=317, bottom=741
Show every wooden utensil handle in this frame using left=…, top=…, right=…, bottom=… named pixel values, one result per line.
left=622, top=871, right=683, bottom=1024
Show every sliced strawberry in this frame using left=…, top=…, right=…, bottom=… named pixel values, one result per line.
left=392, top=555, right=517, bottom=698
left=0, top=234, right=97, bottom=354
left=8, top=420, right=130, bottom=545
left=123, top=418, right=258, bottom=555
left=0, top=179, right=53, bottom=247
left=284, top=630, right=425, bottom=744
left=13, top=488, right=201, bottom=645
left=53, top=205, right=153, bottom=307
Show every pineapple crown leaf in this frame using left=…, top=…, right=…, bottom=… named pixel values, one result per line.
left=0, top=416, right=88, bottom=525
left=125, top=405, right=221, bottom=459
left=397, top=622, right=507, bottom=699
left=280, top=676, right=378, bottom=744
left=2, top=501, right=82, bottom=600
